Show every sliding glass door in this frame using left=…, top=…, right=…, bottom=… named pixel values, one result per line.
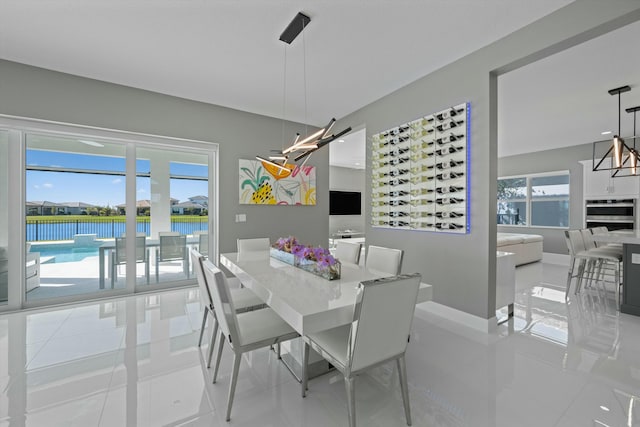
left=0, top=116, right=217, bottom=310
left=25, top=134, right=128, bottom=302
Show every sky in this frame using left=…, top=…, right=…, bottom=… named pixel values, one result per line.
left=26, top=150, right=208, bottom=207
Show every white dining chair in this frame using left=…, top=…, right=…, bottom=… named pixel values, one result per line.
left=237, top=237, right=270, bottom=255
left=365, top=245, right=403, bottom=275
left=202, top=259, right=299, bottom=422
left=334, top=240, right=362, bottom=265
left=301, top=273, right=422, bottom=427
left=190, top=249, right=265, bottom=368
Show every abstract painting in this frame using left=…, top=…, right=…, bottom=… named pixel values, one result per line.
left=239, top=159, right=316, bottom=205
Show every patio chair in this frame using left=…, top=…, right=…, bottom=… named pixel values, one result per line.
left=155, top=232, right=189, bottom=282
left=194, top=231, right=209, bottom=257
left=111, top=234, right=149, bottom=287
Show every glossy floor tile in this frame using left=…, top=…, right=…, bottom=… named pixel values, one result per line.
left=1, top=260, right=640, bottom=426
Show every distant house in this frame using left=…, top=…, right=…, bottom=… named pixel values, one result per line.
left=116, top=198, right=178, bottom=215
left=172, top=200, right=205, bottom=215
left=26, top=201, right=97, bottom=215
left=188, top=195, right=208, bottom=208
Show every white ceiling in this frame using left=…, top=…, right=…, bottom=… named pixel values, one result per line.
left=498, top=19, right=640, bottom=158
left=4, top=0, right=629, bottom=168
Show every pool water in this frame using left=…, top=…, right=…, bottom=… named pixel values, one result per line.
left=32, top=244, right=100, bottom=264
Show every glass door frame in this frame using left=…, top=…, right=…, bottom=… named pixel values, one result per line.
left=0, top=114, right=218, bottom=311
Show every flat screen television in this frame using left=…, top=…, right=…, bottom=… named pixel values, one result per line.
left=330, top=191, right=361, bottom=215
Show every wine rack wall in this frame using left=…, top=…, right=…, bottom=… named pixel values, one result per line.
left=371, top=102, right=470, bottom=233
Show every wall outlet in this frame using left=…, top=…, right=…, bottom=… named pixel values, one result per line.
left=235, top=214, right=247, bottom=223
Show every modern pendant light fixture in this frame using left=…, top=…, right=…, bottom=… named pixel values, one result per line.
left=593, top=85, right=630, bottom=172
left=256, top=12, right=351, bottom=172
left=612, top=105, right=640, bottom=177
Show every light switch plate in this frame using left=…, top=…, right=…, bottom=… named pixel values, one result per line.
left=235, top=214, right=247, bottom=223
left=632, top=253, right=640, bottom=264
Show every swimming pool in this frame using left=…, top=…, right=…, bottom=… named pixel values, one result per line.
left=31, top=242, right=101, bottom=263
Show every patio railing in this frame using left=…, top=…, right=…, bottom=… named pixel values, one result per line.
left=26, top=216, right=208, bottom=241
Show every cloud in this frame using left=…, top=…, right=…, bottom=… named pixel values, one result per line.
left=137, top=188, right=147, bottom=193
left=43, top=183, right=54, bottom=189
left=112, top=178, right=122, bottom=184
left=33, top=184, right=40, bottom=189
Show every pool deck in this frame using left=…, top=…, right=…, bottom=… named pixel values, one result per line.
left=29, top=254, right=192, bottom=301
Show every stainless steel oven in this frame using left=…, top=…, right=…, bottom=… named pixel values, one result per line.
left=585, top=199, right=636, bottom=231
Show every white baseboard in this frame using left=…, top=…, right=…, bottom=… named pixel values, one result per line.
left=542, top=252, right=570, bottom=266
left=415, top=301, right=497, bottom=334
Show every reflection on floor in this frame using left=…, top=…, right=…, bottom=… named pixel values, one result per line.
left=1, top=261, right=640, bottom=426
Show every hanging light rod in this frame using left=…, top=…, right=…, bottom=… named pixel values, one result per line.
left=279, top=12, right=311, bottom=44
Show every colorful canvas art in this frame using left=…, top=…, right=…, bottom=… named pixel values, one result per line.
left=239, top=159, right=316, bottom=205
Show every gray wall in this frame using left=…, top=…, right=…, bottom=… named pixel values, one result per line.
left=334, top=2, right=640, bottom=319
left=0, top=60, right=329, bottom=253
left=329, top=166, right=365, bottom=235
left=498, top=143, right=593, bottom=254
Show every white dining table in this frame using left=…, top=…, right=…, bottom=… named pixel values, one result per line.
left=220, top=251, right=433, bottom=380
left=592, top=230, right=640, bottom=316
left=220, top=251, right=433, bottom=335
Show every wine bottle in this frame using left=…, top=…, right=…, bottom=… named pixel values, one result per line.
left=436, top=171, right=464, bottom=180
left=435, top=185, right=464, bottom=194
left=410, top=211, right=435, bottom=218
left=435, top=120, right=464, bottom=132
left=410, top=199, right=434, bottom=206
left=411, top=221, right=434, bottom=229
left=435, top=160, right=464, bottom=170
left=435, top=222, right=464, bottom=230
left=436, top=197, right=464, bottom=205
left=435, top=211, right=464, bottom=218
left=389, top=211, right=409, bottom=218
left=389, top=190, right=409, bottom=197
left=435, top=145, right=464, bottom=156
left=410, top=188, right=434, bottom=196
left=389, top=156, right=410, bottom=166
left=410, top=175, right=435, bottom=184
left=372, top=220, right=389, bottom=226
left=389, top=220, right=410, bottom=227
left=411, top=164, right=434, bottom=174
left=389, top=199, right=408, bottom=206
left=436, top=134, right=464, bottom=145
left=389, top=168, right=410, bottom=177
left=388, top=178, right=409, bottom=186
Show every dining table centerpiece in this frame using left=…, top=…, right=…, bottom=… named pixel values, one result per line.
left=271, top=236, right=341, bottom=280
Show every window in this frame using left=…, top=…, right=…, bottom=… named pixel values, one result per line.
left=497, top=172, right=569, bottom=228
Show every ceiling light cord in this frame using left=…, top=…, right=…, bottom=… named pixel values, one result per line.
left=282, top=45, right=287, bottom=152
left=302, top=18, right=308, bottom=136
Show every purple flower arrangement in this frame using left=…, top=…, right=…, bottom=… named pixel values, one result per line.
left=272, top=236, right=340, bottom=279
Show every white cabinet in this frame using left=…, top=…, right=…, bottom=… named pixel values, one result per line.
left=580, top=159, right=640, bottom=198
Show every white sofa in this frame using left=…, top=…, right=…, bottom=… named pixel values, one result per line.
left=497, top=233, right=543, bottom=266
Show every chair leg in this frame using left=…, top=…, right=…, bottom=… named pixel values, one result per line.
left=277, top=342, right=281, bottom=360
left=302, top=341, right=310, bottom=398
left=225, top=352, right=242, bottom=422
left=207, top=318, right=219, bottom=369
left=212, top=330, right=225, bottom=383
left=566, top=257, right=575, bottom=299
left=397, top=356, right=412, bottom=426
left=197, top=308, right=208, bottom=347
left=345, top=376, right=356, bottom=427
left=575, top=260, right=586, bottom=294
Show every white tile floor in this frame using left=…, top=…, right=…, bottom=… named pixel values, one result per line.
left=1, top=261, right=640, bottom=426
